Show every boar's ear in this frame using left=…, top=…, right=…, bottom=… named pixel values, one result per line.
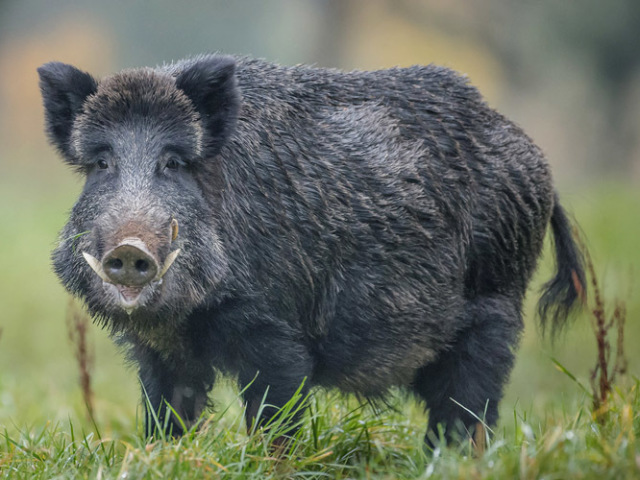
left=37, top=62, right=97, bottom=158
left=175, top=55, right=240, bottom=155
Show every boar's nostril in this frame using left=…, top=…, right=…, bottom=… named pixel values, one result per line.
left=135, top=259, right=149, bottom=273
left=102, top=241, right=159, bottom=287
left=106, top=258, right=123, bottom=271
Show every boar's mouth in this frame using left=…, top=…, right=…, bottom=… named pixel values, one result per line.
left=116, top=285, right=145, bottom=307
left=81, top=248, right=181, bottom=311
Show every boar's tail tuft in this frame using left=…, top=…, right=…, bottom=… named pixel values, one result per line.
left=537, top=192, right=587, bottom=337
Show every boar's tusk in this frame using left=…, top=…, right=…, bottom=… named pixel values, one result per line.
left=170, top=218, right=179, bottom=242
left=158, top=249, right=181, bottom=279
left=82, top=252, right=111, bottom=283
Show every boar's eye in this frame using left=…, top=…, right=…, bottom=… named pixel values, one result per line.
left=97, top=158, right=109, bottom=170
left=162, top=150, right=186, bottom=172
left=94, top=147, right=112, bottom=170
left=166, top=156, right=181, bottom=170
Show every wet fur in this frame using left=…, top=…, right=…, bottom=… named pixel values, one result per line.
left=39, top=54, right=585, bottom=442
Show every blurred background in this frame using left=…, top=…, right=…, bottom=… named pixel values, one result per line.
left=0, top=0, right=638, bottom=434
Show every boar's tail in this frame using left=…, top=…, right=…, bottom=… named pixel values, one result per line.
left=537, top=193, right=587, bottom=336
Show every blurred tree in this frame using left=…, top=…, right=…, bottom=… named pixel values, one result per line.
left=391, top=0, right=640, bottom=175
left=313, top=0, right=352, bottom=68
left=1, top=0, right=638, bottom=178
left=546, top=0, right=640, bottom=174
left=313, top=0, right=503, bottom=100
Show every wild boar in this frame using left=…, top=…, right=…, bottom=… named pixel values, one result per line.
left=38, top=54, right=585, bottom=445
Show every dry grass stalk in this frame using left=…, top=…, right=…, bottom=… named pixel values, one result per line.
left=473, top=422, right=486, bottom=457
left=66, top=298, right=95, bottom=420
left=584, top=249, right=628, bottom=421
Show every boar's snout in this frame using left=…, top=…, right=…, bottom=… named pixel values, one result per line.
left=102, top=239, right=159, bottom=287
left=81, top=219, right=182, bottom=297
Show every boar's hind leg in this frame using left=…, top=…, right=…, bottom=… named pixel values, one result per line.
left=412, top=295, right=523, bottom=447
left=138, top=348, right=213, bottom=439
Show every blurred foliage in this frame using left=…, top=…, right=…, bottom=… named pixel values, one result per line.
left=0, top=0, right=639, bottom=179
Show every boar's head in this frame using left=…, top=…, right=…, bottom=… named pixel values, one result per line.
left=38, top=56, right=239, bottom=331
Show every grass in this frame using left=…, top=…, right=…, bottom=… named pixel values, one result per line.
left=1, top=384, right=639, bottom=478
left=0, top=164, right=638, bottom=478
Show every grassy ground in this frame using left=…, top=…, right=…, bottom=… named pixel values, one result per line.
left=2, top=384, right=639, bottom=479
left=0, top=165, right=638, bottom=478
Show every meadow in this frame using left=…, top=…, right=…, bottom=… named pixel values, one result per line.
left=0, top=164, right=638, bottom=478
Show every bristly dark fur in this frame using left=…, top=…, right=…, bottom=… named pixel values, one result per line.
left=38, top=53, right=586, bottom=445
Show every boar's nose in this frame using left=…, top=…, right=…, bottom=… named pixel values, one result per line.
left=102, top=239, right=159, bottom=287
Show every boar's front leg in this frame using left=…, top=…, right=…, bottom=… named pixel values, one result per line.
left=236, top=327, right=313, bottom=446
left=136, top=346, right=213, bottom=439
